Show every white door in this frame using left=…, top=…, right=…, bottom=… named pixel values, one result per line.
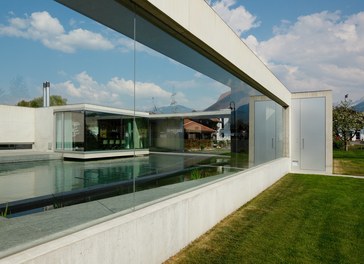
left=300, top=97, right=326, bottom=171
left=292, top=97, right=326, bottom=171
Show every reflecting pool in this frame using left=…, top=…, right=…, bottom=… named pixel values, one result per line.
left=0, top=153, right=245, bottom=215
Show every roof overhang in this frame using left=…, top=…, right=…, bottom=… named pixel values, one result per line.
left=149, top=109, right=231, bottom=119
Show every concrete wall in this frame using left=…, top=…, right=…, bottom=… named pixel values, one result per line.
left=0, top=105, right=54, bottom=151
left=0, top=105, right=35, bottom=144
left=34, top=108, right=54, bottom=151
left=1, top=158, right=290, bottom=264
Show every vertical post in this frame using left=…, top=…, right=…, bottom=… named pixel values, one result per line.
left=229, top=101, right=236, bottom=153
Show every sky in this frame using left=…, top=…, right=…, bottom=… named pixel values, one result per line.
left=0, top=0, right=363, bottom=110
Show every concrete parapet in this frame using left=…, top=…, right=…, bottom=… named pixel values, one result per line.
left=0, top=158, right=289, bottom=263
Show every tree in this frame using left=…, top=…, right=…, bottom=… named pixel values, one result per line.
left=333, top=100, right=364, bottom=150
left=16, top=95, right=67, bottom=108
left=50, top=95, right=67, bottom=106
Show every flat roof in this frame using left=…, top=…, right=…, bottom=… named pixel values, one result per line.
left=52, top=103, right=231, bottom=119
left=52, top=104, right=149, bottom=118
left=149, top=109, right=231, bottom=119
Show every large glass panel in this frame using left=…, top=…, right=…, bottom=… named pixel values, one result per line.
left=251, top=98, right=285, bottom=166
left=150, top=118, right=184, bottom=151
left=84, top=111, right=99, bottom=151
left=0, top=2, right=288, bottom=253
left=134, top=117, right=149, bottom=149
left=63, top=112, right=73, bottom=150
left=55, top=112, right=63, bottom=150
left=55, top=111, right=85, bottom=151
left=275, top=104, right=284, bottom=159
left=124, top=118, right=134, bottom=149
left=84, top=111, right=148, bottom=151
left=254, top=100, right=276, bottom=165
left=134, top=12, right=258, bottom=162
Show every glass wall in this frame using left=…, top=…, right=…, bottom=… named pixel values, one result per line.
left=55, top=110, right=149, bottom=151
left=55, top=111, right=84, bottom=151
left=134, top=13, right=257, bottom=163
left=3, top=0, right=286, bottom=221
left=0, top=1, right=293, bottom=255
left=252, top=99, right=285, bottom=166
left=150, top=118, right=184, bottom=152
left=53, top=1, right=286, bottom=191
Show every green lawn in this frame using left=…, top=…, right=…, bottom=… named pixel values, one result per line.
left=165, top=174, right=364, bottom=264
left=333, top=149, right=364, bottom=176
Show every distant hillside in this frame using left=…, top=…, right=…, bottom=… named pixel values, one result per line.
left=204, top=91, right=231, bottom=111
left=152, top=104, right=194, bottom=114
left=204, top=90, right=247, bottom=112
left=205, top=90, right=249, bottom=123
left=353, top=99, right=364, bottom=112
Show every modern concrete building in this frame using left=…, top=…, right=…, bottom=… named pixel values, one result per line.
left=0, top=0, right=332, bottom=263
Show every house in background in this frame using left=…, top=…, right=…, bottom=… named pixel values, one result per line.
left=353, top=128, right=364, bottom=141
left=184, top=118, right=216, bottom=140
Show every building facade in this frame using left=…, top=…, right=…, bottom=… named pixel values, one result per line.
left=0, top=0, right=332, bottom=263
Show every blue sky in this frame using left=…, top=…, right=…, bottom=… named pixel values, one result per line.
left=0, top=0, right=363, bottom=110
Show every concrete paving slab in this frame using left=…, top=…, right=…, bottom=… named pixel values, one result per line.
left=0, top=151, right=62, bottom=163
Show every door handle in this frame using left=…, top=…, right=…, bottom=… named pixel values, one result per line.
left=302, top=138, right=304, bottom=149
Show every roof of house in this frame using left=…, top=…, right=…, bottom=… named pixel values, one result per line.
left=184, top=119, right=216, bottom=133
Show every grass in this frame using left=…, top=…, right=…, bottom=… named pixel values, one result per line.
left=165, top=174, right=364, bottom=264
left=0, top=203, right=9, bottom=218
left=333, top=148, right=364, bottom=176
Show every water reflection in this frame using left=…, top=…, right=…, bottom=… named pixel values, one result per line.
left=0, top=154, right=244, bottom=206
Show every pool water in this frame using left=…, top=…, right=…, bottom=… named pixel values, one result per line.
left=0, top=153, right=244, bottom=215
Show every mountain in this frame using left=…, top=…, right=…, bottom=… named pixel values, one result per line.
left=152, top=104, right=194, bottom=114
left=353, top=97, right=364, bottom=112
left=205, top=90, right=249, bottom=123
left=204, top=91, right=231, bottom=111
left=204, top=90, right=247, bottom=112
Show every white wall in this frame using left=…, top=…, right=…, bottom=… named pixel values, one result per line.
left=0, top=105, right=35, bottom=144
left=34, top=108, right=54, bottom=151
left=1, top=158, right=290, bottom=264
left=0, top=105, right=54, bottom=151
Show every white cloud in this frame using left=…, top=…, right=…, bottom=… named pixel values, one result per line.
left=210, top=1, right=364, bottom=102
left=250, top=11, right=364, bottom=102
left=53, top=71, right=172, bottom=109
left=108, top=77, right=171, bottom=99
left=0, top=11, right=113, bottom=53
left=53, top=71, right=225, bottom=111
left=210, top=0, right=260, bottom=36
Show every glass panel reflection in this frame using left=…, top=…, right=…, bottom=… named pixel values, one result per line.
left=55, top=110, right=149, bottom=152
left=250, top=97, right=285, bottom=166
left=1, top=1, right=286, bottom=220
left=134, top=10, right=259, bottom=175
left=0, top=154, right=241, bottom=215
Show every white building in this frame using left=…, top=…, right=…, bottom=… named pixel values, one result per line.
left=0, top=1, right=332, bottom=263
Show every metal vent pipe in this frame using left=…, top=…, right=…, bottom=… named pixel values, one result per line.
left=43, top=81, right=50, bottom=107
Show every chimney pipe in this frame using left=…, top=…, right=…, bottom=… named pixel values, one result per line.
left=43, top=81, right=50, bottom=107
